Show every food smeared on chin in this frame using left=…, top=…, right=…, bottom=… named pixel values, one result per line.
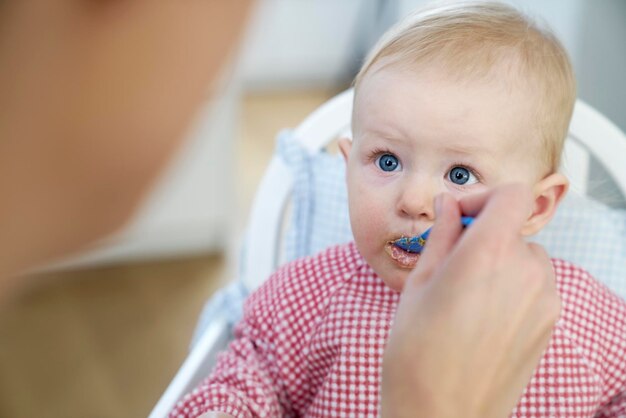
left=385, top=241, right=420, bottom=269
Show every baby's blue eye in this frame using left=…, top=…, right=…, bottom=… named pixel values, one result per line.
left=377, top=154, right=400, bottom=172
left=448, top=166, right=477, bottom=185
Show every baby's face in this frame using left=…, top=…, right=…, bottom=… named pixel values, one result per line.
left=342, top=64, right=547, bottom=291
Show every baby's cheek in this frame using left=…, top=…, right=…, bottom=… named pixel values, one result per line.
left=351, top=208, right=386, bottom=245
left=347, top=177, right=391, bottom=241
left=445, top=182, right=489, bottom=199
left=351, top=191, right=383, bottom=218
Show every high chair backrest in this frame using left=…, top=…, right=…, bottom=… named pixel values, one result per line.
left=240, top=90, right=354, bottom=293
left=241, top=88, right=626, bottom=293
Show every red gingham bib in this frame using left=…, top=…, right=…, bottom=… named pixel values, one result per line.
left=171, top=242, right=626, bottom=418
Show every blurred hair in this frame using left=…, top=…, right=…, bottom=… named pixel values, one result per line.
left=354, top=0, right=576, bottom=171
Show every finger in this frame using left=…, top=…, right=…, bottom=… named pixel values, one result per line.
left=456, top=189, right=491, bottom=217
left=458, top=183, right=534, bottom=241
left=441, top=184, right=533, bottom=274
left=410, top=193, right=462, bottom=280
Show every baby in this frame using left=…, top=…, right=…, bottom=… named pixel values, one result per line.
left=172, top=2, right=626, bottom=417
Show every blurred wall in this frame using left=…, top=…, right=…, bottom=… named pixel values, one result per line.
left=240, top=0, right=389, bottom=90
left=240, top=0, right=626, bottom=133
left=574, top=0, right=626, bottom=136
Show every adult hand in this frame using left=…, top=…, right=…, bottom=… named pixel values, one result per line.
left=381, top=184, right=560, bottom=418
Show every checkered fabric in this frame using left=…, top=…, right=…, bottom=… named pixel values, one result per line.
left=171, top=242, right=626, bottom=418
left=278, top=131, right=353, bottom=264
left=532, top=194, right=626, bottom=299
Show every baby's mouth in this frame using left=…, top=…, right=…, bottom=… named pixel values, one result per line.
left=385, top=241, right=420, bottom=269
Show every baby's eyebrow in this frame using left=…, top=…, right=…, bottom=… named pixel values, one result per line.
left=363, top=127, right=406, bottom=142
left=442, top=133, right=505, bottom=155
left=443, top=141, right=502, bottom=168
left=444, top=143, right=487, bottom=155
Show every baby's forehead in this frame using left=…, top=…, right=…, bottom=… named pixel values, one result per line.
left=354, top=63, right=539, bottom=133
left=352, top=67, right=550, bottom=173
left=381, top=54, right=531, bottom=93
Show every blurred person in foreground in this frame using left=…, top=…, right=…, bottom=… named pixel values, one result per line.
left=0, top=1, right=563, bottom=417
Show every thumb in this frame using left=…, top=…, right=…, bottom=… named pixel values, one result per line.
left=406, top=193, right=462, bottom=287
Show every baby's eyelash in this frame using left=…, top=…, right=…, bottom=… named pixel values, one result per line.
left=367, top=147, right=395, bottom=161
left=449, top=162, right=483, bottom=182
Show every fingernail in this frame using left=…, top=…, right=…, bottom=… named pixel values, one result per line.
left=435, top=194, right=443, bottom=215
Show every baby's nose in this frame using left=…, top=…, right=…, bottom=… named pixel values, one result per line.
left=396, top=181, right=436, bottom=221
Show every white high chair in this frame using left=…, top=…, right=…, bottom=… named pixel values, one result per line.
left=150, top=89, right=626, bottom=418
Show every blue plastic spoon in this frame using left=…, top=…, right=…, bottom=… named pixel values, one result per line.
left=393, top=216, right=474, bottom=254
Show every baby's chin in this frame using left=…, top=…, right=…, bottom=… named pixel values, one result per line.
left=376, top=247, right=421, bottom=292
left=384, top=242, right=421, bottom=269
left=354, top=240, right=420, bottom=292
left=379, top=268, right=411, bottom=293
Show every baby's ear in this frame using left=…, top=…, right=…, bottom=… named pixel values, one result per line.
left=522, top=173, right=569, bottom=236
left=337, top=137, right=352, bottom=163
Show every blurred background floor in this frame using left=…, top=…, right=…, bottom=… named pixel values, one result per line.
left=0, top=90, right=336, bottom=418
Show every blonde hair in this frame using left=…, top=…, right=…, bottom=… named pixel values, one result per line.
left=354, top=1, right=576, bottom=172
